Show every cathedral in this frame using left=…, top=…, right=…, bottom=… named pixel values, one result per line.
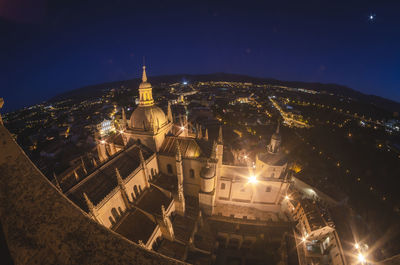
left=54, top=65, right=291, bottom=257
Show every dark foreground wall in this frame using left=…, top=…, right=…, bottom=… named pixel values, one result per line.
left=0, top=122, right=186, bottom=265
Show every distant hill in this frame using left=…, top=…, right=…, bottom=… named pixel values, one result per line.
left=49, top=73, right=400, bottom=113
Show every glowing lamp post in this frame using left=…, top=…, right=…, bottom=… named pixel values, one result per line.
left=248, top=175, right=258, bottom=184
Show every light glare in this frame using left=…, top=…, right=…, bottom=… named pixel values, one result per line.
left=248, top=175, right=258, bottom=184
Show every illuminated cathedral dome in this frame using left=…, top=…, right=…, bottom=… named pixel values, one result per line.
left=129, top=105, right=168, bottom=131
left=129, top=66, right=168, bottom=131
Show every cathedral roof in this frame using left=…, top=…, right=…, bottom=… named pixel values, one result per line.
left=159, top=136, right=213, bottom=158
left=129, top=105, right=168, bottom=131
left=136, top=186, right=172, bottom=216
left=128, top=65, right=169, bottom=131
left=67, top=145, right=153, bottom=212
left=257, top=150, right=288, bottom=167
left=114, top=209, right=157, bottom=244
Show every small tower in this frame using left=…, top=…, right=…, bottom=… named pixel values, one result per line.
left=216, top=126, right=224, bottom=163
left=81, top=156, right=87, bottom=175
left=167, top=102, right=173, bottom=122
left=267, top=121, right=281, bottom=154
left=177, top=183, right=185, bottom=215
left=83, top=192, right=99, bottom=223
left=95, top=132, right=108, bottom=162
left=159, top=205, right=175, bottom=240
left=175, top=141, right=183, bottom=186
left=116, top=167, right=131, bottom=209
left=197, top=125, right=203, bottom=139
left=210, top=140, right=217, bottom=160
left=139, top=148, right=150, bottom=187
left=218, top=125, right=223, bottom=144
left=121, top=107, right=127, bottom=130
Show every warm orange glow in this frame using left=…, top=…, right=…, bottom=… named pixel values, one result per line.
left=248, top=175, right=258, bottom=184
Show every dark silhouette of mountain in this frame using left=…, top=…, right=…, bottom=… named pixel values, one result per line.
left=49, top=73, right=400, bottom=113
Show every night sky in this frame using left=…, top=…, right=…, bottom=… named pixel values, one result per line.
left=1, top=0, right=400, bottom=112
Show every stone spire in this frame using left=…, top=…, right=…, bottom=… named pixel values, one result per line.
left=160, top=205, right=175, bottom=240
left=175, top=141, right=183, bottom=186
left=218, top=125, right=223, bottom=144
left=116, top=167, right=131, bottom=209
left=92, top=157, right=98, bottom=167
left=175, top=141, right=182, bottom=162
left=73, top=169, right=79, bottom=181
left=204, top=128, right=209, bottom=141
left=121, top=107, right=127, bottom=129
left=138, top=65, right=154, bottom=106
left=81, top=156, right=87, bottom=174
left=197, top=125, right=203, bottom=139
left=139, top=148, right=150, bottom=187
left=83, top=192, right=95, bottom=214
left=268, top=120, right=282, bottom=154
left=116, top=167, right=125, bottom=190
left=211, top=140, right=217, bottom=160
left=142, top=65, right=147, bottom=82
left=177, top=183, right=185, bottom=215
left=167, top=102, right=173, bottom=122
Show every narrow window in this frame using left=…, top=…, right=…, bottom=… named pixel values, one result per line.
left=266, top=186, right=272, bottom=192
left=167, top=164, right=173, bottom=174
left=189, top=169, right=195, bottom=178
left=221, top=183, right=226, bottom=190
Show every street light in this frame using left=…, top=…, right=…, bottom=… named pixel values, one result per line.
left=100, top=140, right=105, bottom=144
left=248, top=175, right=258, bottom=184
left=357, top=253, right=366, bottom=263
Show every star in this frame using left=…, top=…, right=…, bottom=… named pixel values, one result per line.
left=368, top=13, right=376, bottom=21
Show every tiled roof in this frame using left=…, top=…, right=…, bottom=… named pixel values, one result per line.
left=258, top=150, right=288, bottom=166
left=114, top=209, right=157, bottom=244
left=136, top=186, right=172, bottom=216
left=67, top=145, right=153, bottom=212
left=160, top=136, right=213, bottom=158
left=152, top=173, right=178, bottom=192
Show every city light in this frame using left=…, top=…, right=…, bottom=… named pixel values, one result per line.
left=284, top=195, right=290, bottom=200
left=248, top=175, right=258, bottom=184
left=119, top=130, right=124, bottom=134
left=244, top=155, right=248, bottom=159
left=180, top=126, right=185, bottom=130
left=355, top=243, right=359, bottom=249
left=100, top=140, right=105, bottom=144
left=357, top=253, right=366, bottom=263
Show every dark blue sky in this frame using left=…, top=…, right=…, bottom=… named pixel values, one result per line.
left=1, top=0, right=400, bottom=112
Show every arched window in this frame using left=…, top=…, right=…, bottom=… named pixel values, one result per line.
left=151, top=168, right=154, bottom=177
left=220, top=183, right=226, bottom=190
left=167, top=164, right=173, bottom=174
left=109, top=217, right=115, bottom=225
left=139, top=185, right=143, bottom=193
left=118, top=207, right=123, bottom=215
left=189, top=169, right=195, bottom=178
left=131, top=192, right=135, bottom=201
left=111, top=208, right=119, bottom=221
left=134, top=185, right=139, bottom=198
